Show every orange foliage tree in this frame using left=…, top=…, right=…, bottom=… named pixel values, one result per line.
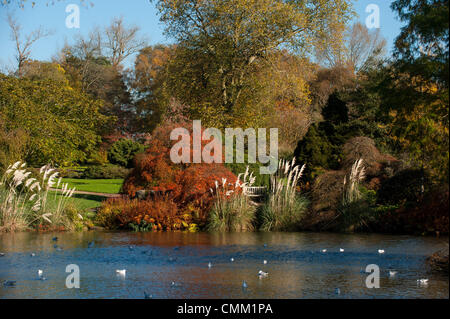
left=116, top=121, right=237, bottom=229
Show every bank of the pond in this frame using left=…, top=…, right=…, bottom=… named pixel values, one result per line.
left=427, top=247, right=449, bottom=273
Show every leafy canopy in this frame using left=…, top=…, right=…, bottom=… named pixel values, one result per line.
left=0, top=74, right=111, bottom=166
left=153, top=0, right=353, bottom=126
left=107, top=139, right=145, bottom=168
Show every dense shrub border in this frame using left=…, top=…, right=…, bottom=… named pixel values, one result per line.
left=82, top=165, right=131, bottom=179
left=96, top=196, right=197, bottom=231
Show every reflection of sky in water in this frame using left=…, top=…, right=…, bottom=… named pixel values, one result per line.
left=0, top=232, right=448, bottom=299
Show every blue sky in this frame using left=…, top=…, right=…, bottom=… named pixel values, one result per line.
left=0, top=0, right=405, bottom=71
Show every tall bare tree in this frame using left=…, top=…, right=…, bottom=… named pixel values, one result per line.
left=59, top=29, right=104, bottom=92
left=7, top=14, right=52, bottom=76
left=103, top=17, right=147, bottom=67
left=347, top=23, right=387, bottom=71
left=69, top=29, right=103, bottom=60
left=317, top=22, right=387, bottom=72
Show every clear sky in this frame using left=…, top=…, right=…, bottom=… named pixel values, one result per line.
left=0, top=0, right=405, bottom=71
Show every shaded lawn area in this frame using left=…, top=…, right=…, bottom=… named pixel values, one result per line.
left=58, top=178, right=124, bottom=194
left=48, top=192, right=106, bottom=212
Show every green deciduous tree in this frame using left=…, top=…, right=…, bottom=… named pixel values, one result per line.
left=59, top=17, right=147, bottom=134
left=129, top=45, right=175, bottom=132
left=154, top=0, right=353, bottom=126
left=392, top=0, right=449, bottom=87
left=377, top=0, right=449, bottom=179
left=0, top=74, right=111, bottom=166
left=0, top=119, right=29, bottom=171
left=60, top=51, right=131, bottom=131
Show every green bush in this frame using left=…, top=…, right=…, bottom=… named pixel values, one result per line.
left=293, top=88, right=391, bottom=183
left=58, top=168, right=84, bottom=178
left=0, top=74, right=110, bottom=166
left=107, top=139, right=145, bottom=168
left=294, top=124, right=341, bottom=180
left=82, top=164, right=130, bottom=179
left=86, top=149, right=109, bottom=166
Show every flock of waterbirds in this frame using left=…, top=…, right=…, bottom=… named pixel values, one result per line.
left=0, top=240, right=431, bottom=295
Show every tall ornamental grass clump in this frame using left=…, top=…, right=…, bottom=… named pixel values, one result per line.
left=0, top=161, right=78, bottom=232
left=260, top=158, right=309, bottom=231
left=207, top=167, right=257, bottom=232
left=338, top=158, right=377, bottom=231
left=342, top=158, right=366, bottom=205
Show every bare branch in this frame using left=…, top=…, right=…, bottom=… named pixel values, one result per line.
left=103, top=16, right=148, bottom=67
left=7, top=13, right=52, bottom=76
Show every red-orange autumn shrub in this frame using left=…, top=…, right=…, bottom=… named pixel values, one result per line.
left=119, top=122, right=238, bottom=227
left=174, top=163, right=238, bottom=222
left=96, top=196, right=192, bottom=231
left=121, top=138, right=180, bottom=197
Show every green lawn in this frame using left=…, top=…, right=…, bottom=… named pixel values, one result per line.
left=47, top=192, right=105, bottom=213
left=58, top=178, right=124, bottom=194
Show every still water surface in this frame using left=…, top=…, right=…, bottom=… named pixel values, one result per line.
left=0, top=231, right=448, bottom=299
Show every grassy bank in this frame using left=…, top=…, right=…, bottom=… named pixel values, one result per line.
left=56, top=179, right=123, bottom=194
left=49, top=191, right=105, bottom=211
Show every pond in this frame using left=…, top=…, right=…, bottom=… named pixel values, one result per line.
left=0, top=231, right=448, bottom=299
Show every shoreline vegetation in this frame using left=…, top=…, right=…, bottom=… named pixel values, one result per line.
left=1, top=155, right=448, bottom=238
left=1, top=162, right=449, bottom=272
left=0, top=162, right=81, bottom=232
left=427, top=247, right=450, bottom=273
left=0, top=0, right=448, bottom=251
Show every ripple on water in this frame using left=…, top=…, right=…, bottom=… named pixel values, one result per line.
left=0, top=231, right=448, bottom=299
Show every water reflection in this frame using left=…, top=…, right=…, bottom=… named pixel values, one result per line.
left=0, top=231, right=448, bottom=299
